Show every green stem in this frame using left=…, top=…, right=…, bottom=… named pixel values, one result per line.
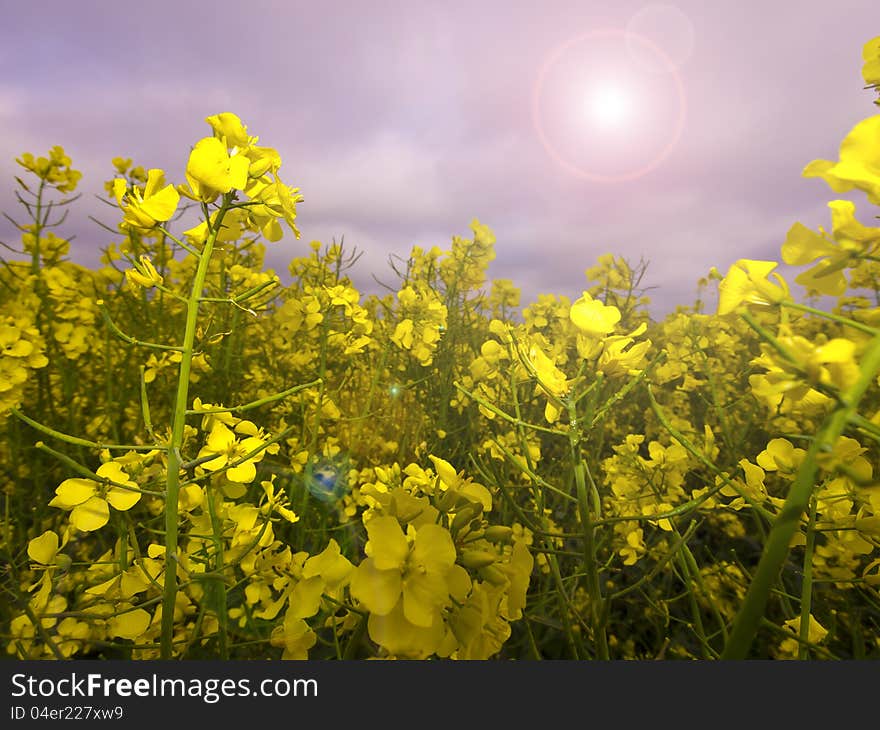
left=782, top=301, right=879, bottom=336
left=721, top=331, right=880, bottom=659
left=185, top=379, right=321, bottom=415
left=567, top=400, right=608, bottom=660
left=160, top=197, right=230, bottom=659
left=98, top=302, right=184, bottom=352
left=453, top=381, right=566, bottom=437
left=797, top=495, right=818, bottom=660
left=11, top=408, right=163, bottom=452
left=206, top=487, right=229, bottom=660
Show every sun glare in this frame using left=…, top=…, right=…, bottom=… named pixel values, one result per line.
left=586, top=83, right=631, bottom=130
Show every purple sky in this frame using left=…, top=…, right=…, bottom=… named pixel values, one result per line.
left=1, top=1, right=876, bottom=316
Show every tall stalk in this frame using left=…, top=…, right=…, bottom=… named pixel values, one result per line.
left=160, top=197, right=229, bottom=659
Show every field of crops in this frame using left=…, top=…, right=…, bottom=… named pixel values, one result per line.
left=2, top=35, right=880, bottom=661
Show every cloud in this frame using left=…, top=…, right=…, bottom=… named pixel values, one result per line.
left=296, top=132, right=447, bottom=228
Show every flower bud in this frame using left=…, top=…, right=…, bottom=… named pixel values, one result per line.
left=482, top=525, right=514, bottom=543
left=459, top=550, right=497, bottom=569
left=248, top=158, right=272, bottom=178
left=451, top=505, right=478, bottom=533
left=436, top=488, right=459, bottom=512
left=478, top=564, right=508, bottom=586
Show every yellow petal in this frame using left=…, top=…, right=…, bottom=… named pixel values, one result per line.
left=205, top=112, right=252, bottom=148
left=411, top=523, right=456, bottom=574
left=206, top=421, right=235, bottom=452
left=402, top=571, right=449, bottom=627
left=302, top=539, right=354, bottom=587
left=70, top=496, right=110, bottom=531
left=52, top=478, right=97, bottom=508
left=28, top=530, right=59, bottom=564
left=139, top=183, right=180, bottom=222
left=106, top=485, right=141, bottom=512
left=781, top=222, right=834, bottom=265
left=802, top=159, right=853, bottom=192
left=107, top=608, right=152, bottom=640
left=289, top=576, right=324, bottom=619
left=460, top=481, right=493, bottom=512
left=350, top=558, right=402, bottom=615
left=570, top=292, right=621, bottom=336
left=272, top=614, right=316, bottom=659
left=815, top=338, right=855, bottom=363
left=228, top=154, right=250, bottom=190
left=428, top=455, right=459, bottom=488
left=226, top=461, right=257, bottom=484
left=96, top=462, right=131, bottom=483
left=120, top=566, right=152, bottom=597
left=112, top=178, right=128, bottom=207
left=366, top=599, right=444, bottom=658
left=364, top=516, right=409, bottom=570
left=186, top=137, right=234, bottom=196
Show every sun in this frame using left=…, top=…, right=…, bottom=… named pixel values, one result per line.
left=532, top=28, right=687, bottom=182
left=586, top=82, right=632, bottom=130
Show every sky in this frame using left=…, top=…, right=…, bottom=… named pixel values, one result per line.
left=0, top=0, right=877, bottom=317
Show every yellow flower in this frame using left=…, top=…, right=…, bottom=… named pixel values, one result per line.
left=182, top=208, right=247, bottom=246
left=471, top=217, right=496, bottom=246
left=751, top=334, right=860, bottom=403
left=717, top=259, right=790, bottom=315
left=524, top=342, right=569, bottom=399
left=756, top=438, right=805, bottom=476
left=782, top=202, right=880, bottom=296
left=124, top=255, right=164, bottom=289
left=112, top=169, right=179, bottom=230
left=27, top=530, right=70, bottom=571
left=598, top=324, right=651, bottom=377
left=863, top=36, right=880, bottom=89
left=802, top=115, right=880, bottom=205
left=270, top=611, right=317, bottom=659
left=17, top=146, right=82, bottom=192
left=48, top=463, right=141, bottom=532
left=260, top=477, right=300, bottom=524
left=302, top=539, right=355, bottom=598
left=181, top=136, right=250, bottom=203
left=776, top=615, right=829, bottom=658
left=427, top=454, right=493, bottom=511
left=205, top=112, right=255, bottom=149
left=243, top=145, right=283, bottom=178
left=243, top=172, right=304, bottom=240
left=196, top=421, right=273, bottom=484
left=570, top=291, right=621, bottom=337
left=350, top=516, right=466, bottom=628
left=515, top=339, right=570, bottom=423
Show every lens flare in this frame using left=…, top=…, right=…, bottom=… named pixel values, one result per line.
left=625, top=4, right=695, bottom=74
left=305, top=456, right=350, bottom=503
left=532, top=28, right=687, bottom=183
left=586, top=82, right=632, bottom=130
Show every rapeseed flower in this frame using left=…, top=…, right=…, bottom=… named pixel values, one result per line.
left=350, top=515, right=468, bottom=633
left=48, top=462, right=141, bottom=532
left=182, top=137, right=249, bottom=203
left=196, top=420, right=276, bottom=484
left=112, top=169, right=179, bottom=230
left=717, top=259, right=790, bottom=315
left=803, top=114, right=880, bottom=205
